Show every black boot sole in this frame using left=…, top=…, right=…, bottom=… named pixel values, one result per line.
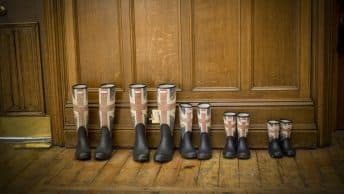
left=197, top=152, right=212, bottom=160
left=75, top=152, right=91, bottom=160
left=237, top=153, right=250, bottom=160
left=95, top=152, right=112, bottom=161
left=181, top=151, right=197, bottom=159
left=154, top=153, right=173, bottom=163
left=133, top=153, right=149, bottom=162
left=223, top=152, right=236, bottom=159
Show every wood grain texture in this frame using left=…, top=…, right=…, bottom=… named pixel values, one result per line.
left=76, top=0, right=123, bottom=88
left=192, top=0, right=240, bottom=90
left=252, top=0, right=299, bottom=88
left=0, top=24, right=44, bottom=115
left=134, top=0, right=181, bottom=88
left=4, top=135, right=343, bottom=193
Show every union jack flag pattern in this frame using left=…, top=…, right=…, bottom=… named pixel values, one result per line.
left=157, top=84, right=176, bottom=133
left=179, top=103, right=193, bottom=137
left=129, top=84, right=148, bottom=127
left=72, top=84, right=89, bottom=131
left=197, top=103, right=211, bottom=133
left=267, top=120, right=280, bottom=141
left=280, top=119, right=292, bottom=139
left=237, top=113, right=250, bottom=138
left=99, top=84, right=116, bottom=133
left=223, top=112, right=236, bottom=137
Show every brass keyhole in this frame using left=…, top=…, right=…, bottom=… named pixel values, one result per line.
left=0, top=5, right=7, bottom=16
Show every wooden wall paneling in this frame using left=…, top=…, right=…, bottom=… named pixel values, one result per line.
left=252, top=0, right=299, bottom=90
left=192, top=0, right=240, bottom=92
left=0, top=24, right=44, bottom=115
left=41, top=0, right=65, bottom=145
left=76, top=0, right=123, bottom=90
left=133, top=0, right=182, bottom=90
left=0, top=28, right=17, bottom=113
left=313, top=0, right=336, bottom=146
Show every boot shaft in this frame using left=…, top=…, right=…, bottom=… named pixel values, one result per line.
left=179, top=103, right=193, bottom=137
left=237, top=113, right=250, bottom=138
left=157, top=84, right=176, bottom=130
left=280, top=119, right=292, bottom=139
left=72, top=84, right=89, bottom=130
left=267, top=120, right=280, bottom=141
left=197, top=103, right=211, bottom=133
left=129, top=84, right=148, bottom=127
left=223, top=112, right=236, bottom=137
left=99, top=83, right=116, bottom=131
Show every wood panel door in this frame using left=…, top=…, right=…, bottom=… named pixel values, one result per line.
left=0, top=0, right=64, bottom=145
left=61, top=0, right=333, bottom=148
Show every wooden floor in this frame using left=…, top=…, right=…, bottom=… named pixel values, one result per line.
left=0, top=133, right=344, bottom=194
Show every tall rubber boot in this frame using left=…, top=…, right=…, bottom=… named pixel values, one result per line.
left=154, top=84, right=176, bottom=163
left=197, top=103, right=212, bottom=160
left=179, top=103, right=196, bottom=159
left=223, top=112, right=237, bottom=159
left=129, top=84, right=149, bottom=162
left=236, top=113, right=250, bottom=159
left=279, top=119, right=296, bottom=157
left=267, top=120, right=283, bottom=158
left=72, top=84, right=90, bottom=160
left=95, top=83, right=116, bottom=160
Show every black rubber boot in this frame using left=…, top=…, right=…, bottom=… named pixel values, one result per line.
left=133, top=123, right=149, bottom=162
left=95, top=127, right=113, bottom=160
left=237, top=137, right=250, bottom=159
left=180, top=132, right=197, bottom=159
left=268, top=139, right=283, bottom=158
left=75, top=126, right=91, bottom=160
left=198, top=132, right=212, bottom=160
left=223, top=136, right=236, bottom=159
left=280, top=138, right=296, bottom=157
left=154, top=124, right=175, bottom=163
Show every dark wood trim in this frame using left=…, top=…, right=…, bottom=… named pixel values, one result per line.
left=313, top=0, right=337, bottom=146
left=41, top=0, right=65, bottom=145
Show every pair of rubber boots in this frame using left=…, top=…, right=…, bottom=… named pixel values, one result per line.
left=73, top=83, right=115, bottom=161
left=222, top=112, right=251, bottom=159
left=267, top=120, right=296, bottom=158
left=131, top=84, right=177, bottom=163
left=75, top=126, right=112, bottom=161
left=179, top=103, right=212, bottom=160
left=180, top=132, right=212, bottom=160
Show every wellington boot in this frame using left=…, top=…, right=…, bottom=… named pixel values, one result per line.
left=95, top=127, right=113, bottom=160
left=133, top=123, right=149, bottom=162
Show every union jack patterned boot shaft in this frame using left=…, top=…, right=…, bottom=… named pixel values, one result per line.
left=279, top=119, right=296, bottom=157
left=197, top=103, right=212, bottom=160
left=223, top=112, right=237, bottom=159
left=129, top=84, right=149, bottom=162
left=179, top=103, right=196, bottom=159
left=236, top=113, right=250, bottom=159
left=267, top=120, right=283, bottom=158
left=95, top=83, right=115, bottom=160
left=154, top=84, right=176, bottom=163
left=72, top=84, right=90, bottom=160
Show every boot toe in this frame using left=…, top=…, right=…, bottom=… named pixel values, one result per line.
left=285, top=149, right=296, bottom=157
left=95, top=152, right=112, bottom=160
left=237, top=151, right=250, bottom=160
left=134, top=153, right=149, bottom=162
left=197, top=152, right=212, bottom=160
left=181, top=151, right=197, bottom=159
left=223, top=151, right=236, bottom=159
left=154, top=153, right=173, bottom=163
left=269, top=151, right=283, bottom=158
left=75, top=152, right=91, bottom=160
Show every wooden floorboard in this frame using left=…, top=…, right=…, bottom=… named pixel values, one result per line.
left=1, top=133, right=344, bottom=193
